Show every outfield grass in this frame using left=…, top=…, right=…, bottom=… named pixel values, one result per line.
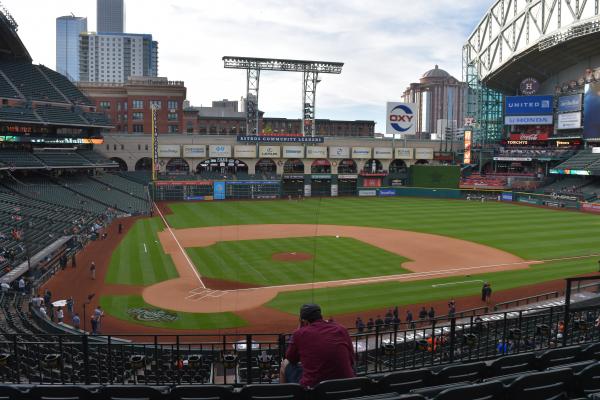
left=105, top=218, right=178, bottom=285
left=165, top=198, right=600, bottom=261
left=266, top=256, right=596, bottom=315
left=186, top=237, right=410, bottom=286
left=100, top=295, right=246, bottom=330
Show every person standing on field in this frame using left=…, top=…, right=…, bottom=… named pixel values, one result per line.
left=90, top=261, right=96, bottom=280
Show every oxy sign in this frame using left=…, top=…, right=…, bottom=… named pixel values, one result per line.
left=386, top=102, right=418, bottom=136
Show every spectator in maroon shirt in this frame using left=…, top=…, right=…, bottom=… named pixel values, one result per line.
left=283, top=304, right=355, bottom=388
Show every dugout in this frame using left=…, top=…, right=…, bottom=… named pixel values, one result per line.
left=225, top=181, right=281, bottom=199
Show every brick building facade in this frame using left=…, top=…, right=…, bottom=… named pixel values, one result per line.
left=77, top=77, right=186, bottom=134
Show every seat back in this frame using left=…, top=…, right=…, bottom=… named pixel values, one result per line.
left=312, top=377, right=372, bottom=400
left=488, top=352, right=536, bottom=377
left=434, top=381, right=504, bottom=400
left=574, top=362, right=600, bottom=396
left=506, top=369, right=573, bottom=400
left=100, top=385, right=166, bottom=400
left=29, top=385, right=94, bottom=400
left=376, top=369, right=433, bottom=394
left=580, top=343, right=600, bottom=361
left=433, top=361, right=486, bottom=385
left=239, top=384, right=304, bottom=400
left=536, top=346, right=581, bottom=369
left=0, top=385, right=25, bottom=400
left=170, top=385, right=234, bottom=400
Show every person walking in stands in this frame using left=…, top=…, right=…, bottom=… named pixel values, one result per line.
left=283, top=304, right=354, bottom=387
left=18, top=277, right=25, bottom=295
left=406, top=310, right=415, bottom=329
left=90, top=261, right=96, bottom=280
left=393, top=314, right=401, bottom=331
left=56, top=307, right=64, bottom=323
left=428, top=307, right=435, bottom=323
left=375, top=315, right=384, bottom=330
left=43, top=288, right=52, bottom=305
left=72, top=313, right=80, bottom=330
left=66, top=297, right=74, bottom=315
left=366, top=318, right=374, bottom=333
left=90, top=315, right=98, bottom=334
left=418, top=307, right=427, bottom=325
left=355, top=317, right=365, bottom=334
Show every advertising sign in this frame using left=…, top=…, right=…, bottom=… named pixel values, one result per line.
left=501, top=192, right=513, bottom=202
left=157, top=145, right=181, bottom=158
left=358, top=189, right=377, bottom=197
left=505, top=115, right=553, bottom=125
left=394, top=148, right=414, bottom=160
left=509, top=133, right=549, bottom=141
left=331, top=184, right=338, bottom=197
left=558, top=94, right=582, bottom=113
left=352, top=147, right=372, bottom=159
left=283, top=146, right=304, bottom=158
left=182, top=145, right=206, bottom=158
left=306, top=146, right=327, bottom=158
left=415, top=148, right=434, bottom=160
left=584, top=82, right=600, bottom=139
left=234, top=145, right=257, bottom=158
left=237, top=135, right=323, bottom=143
left=374, top=147, right=393, bottom=159
left=209, top=144, right=232, bottom=157
left=259, top=145, right=281, bottom=158
left=379, top=189, right=396, bottom=197
left=505, top=95, right=553, bottom=115
left=304, top=184, right=311, bottom=197
left=493, top=157, right=533, bottom=162
left=463, top=130, right=472, bottom=164
left=213, top=181, right=226, bottom=200
left=328, top=146, right=350, bottom=159
left=519, top=77, right=540, bottom=95
left=386, top=102, right=418, bottom=136
left=557, top=112, right=582, bottom=130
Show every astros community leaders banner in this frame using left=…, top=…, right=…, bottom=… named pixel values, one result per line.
left=386, top=102, right=418, bottom=136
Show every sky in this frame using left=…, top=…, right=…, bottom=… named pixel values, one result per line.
left=2, top=0, right=491, bottom=132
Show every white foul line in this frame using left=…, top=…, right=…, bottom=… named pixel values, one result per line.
left=432, top=279, right=484, bottom=288
left=153, top=202, right=206, bottom=288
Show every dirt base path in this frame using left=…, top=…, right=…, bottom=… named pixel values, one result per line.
left=142, top=224, right=532, bottom=313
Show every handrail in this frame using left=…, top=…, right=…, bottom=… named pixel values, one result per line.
left=494, top=291, right=560, bottom=311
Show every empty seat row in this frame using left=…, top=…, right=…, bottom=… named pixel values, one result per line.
left=0, top=363, right=599, bottom=400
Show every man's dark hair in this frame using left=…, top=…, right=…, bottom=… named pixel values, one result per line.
left=300, top=304, right=322, bottom=323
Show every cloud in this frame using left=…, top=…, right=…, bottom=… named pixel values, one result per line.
left=3, top=0, right=491, bottom=131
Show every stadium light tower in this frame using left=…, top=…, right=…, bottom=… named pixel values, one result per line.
left=223, top=56, right=343, bottom=136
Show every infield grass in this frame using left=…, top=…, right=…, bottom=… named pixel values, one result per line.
left=100, top=295, right=246, bottom=330
left=186, top=236, right=410, bottom=286
left=105, top=218, right=178, bottom=285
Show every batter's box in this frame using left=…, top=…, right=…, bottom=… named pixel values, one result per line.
left=185, top=288, right=225, bottom=301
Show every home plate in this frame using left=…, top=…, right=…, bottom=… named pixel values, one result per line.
left=186, top=287, right=226, bottom=300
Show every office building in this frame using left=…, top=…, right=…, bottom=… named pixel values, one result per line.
left=56, top=16, right=87, bottom=81
left=97, top=0, right=125, bottom=33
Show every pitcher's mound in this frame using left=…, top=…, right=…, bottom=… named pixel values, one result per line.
left=271, top=252, right=313, bottom=262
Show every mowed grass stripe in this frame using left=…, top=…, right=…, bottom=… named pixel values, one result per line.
left=186, top=237, right=410, bottom=286
left=266, top=257, right=597, bottom=315
left=167, top=198, right=600, bottom=261
left=106, top=218, right=178, bottom=286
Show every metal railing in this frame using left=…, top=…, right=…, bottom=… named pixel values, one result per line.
left=494, top=292, right=561, bottom=311
left=1, top=303, right=599, bottom=385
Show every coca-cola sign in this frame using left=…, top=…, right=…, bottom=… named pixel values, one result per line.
left=509, top=133, right=549, bottom=141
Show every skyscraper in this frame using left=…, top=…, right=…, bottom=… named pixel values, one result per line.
left=79, top=32, right=158, bottom=83
left=97, top=0, right=125, bottom=33
left=56, top=16, right=87, bottom=81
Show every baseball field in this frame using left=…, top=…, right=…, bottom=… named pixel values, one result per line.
left=61, top=197, right=600, bottom=332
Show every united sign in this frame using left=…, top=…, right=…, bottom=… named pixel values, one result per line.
left=386, top=102, right=417, bottom=136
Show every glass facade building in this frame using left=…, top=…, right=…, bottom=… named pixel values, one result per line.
left=56, top=16, right=87, bottom=81
left=97, top=0, right=125, bottom=33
